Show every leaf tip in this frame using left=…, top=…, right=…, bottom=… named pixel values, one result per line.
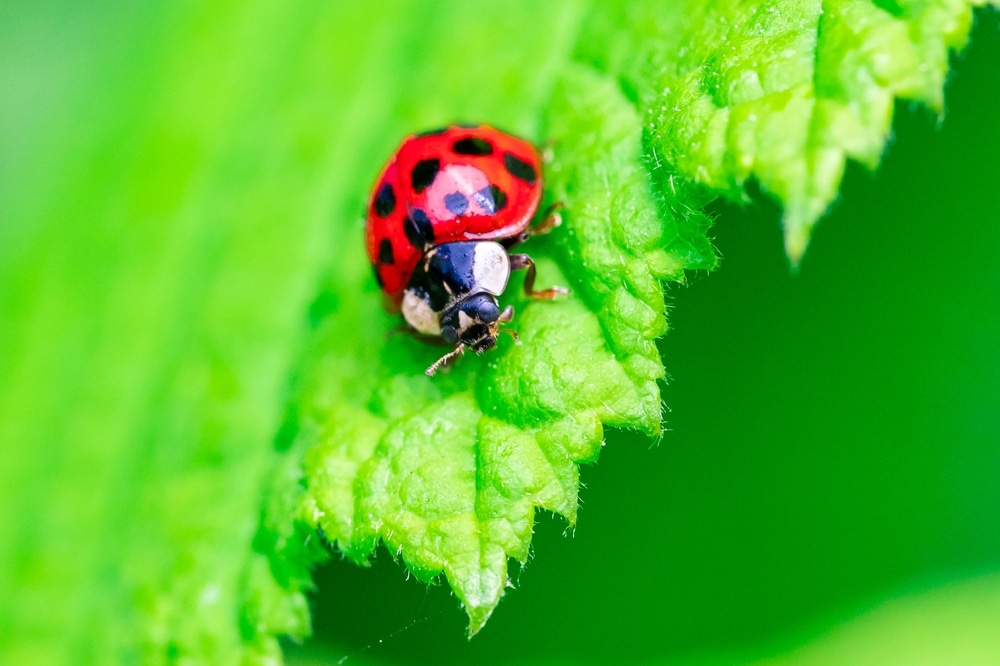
left=782, top=213, right=815, bottom=268
left=465, top=603, right=497, bottom=638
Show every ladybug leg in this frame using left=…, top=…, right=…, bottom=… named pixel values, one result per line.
left=500, top=232, right=529, bottom=250
left=509, top=254, right=569, bottom=300
left=426, top=344, right=466, bottom=376
left=539, top=139, right=557, bottom=164
left=531, top=202, right=563, bottom=236
left=501, top=203, right=565, bottom=251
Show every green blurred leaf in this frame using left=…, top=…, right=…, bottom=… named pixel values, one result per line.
left=578, top=0, right=998, bottom=261
left=755, top=573, right=1000, bottom=666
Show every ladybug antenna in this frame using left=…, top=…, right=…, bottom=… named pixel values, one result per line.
left=426, top=344, right=466, bottom=376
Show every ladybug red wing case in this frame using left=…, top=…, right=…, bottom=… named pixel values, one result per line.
left=365, top=124, right=543, bottom=305
left=364, top=123, right=564, bottom=375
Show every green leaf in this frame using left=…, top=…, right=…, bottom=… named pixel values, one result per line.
left=1, top=0, right=994, bottom=662
left=260, top=0, right=994, bottom=645
left=577, top=0, right=999, bottom=262
left=271, top=64, right=712, bottom=635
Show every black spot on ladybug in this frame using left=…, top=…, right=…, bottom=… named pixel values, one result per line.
left=403, top=217, right=421, bottom=247
left=490, top=185, right=507, bottom=212
left=503, top=153, right=537, bottom=184
left=473, top=186, right=492, bottom=213
left=411, top=158, right=440, bottom=193
left=378, top=238, right=395, bottom=265
left=444, top=191, right=469, bottom=216
left=374, top=183, right=395, bottom=217
left=473, top=185, right=507, bottom=215
left=412, top=209, right=434, bottom=236
left=416, top=127, right=447, bottom=137
left=452, top=137, right=494, bottom=156
left=404, top=209, right=435, bottom=249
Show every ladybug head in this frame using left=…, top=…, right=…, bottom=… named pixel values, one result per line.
left=440, top=293, right=513, bottom=353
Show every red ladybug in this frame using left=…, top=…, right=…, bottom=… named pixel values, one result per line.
left=365, top=124, right=566, bottom=375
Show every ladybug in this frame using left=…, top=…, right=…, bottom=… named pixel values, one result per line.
left=365, top=124, right=566, bottom=375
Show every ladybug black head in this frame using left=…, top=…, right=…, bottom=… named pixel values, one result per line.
left=440, top=293, right=502, bottom=353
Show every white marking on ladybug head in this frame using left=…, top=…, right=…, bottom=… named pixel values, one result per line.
left=402, top=289, right=441, bottom=335
left=471, top=242, right=510, bottom=296
left=457, top=310, right=475, bottom=333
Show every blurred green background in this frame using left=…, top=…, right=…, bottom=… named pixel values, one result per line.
left=2, top=1, right=999, bottom=664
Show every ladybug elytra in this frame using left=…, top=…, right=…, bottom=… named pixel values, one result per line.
left=365, top=124, right=566, bottom=375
